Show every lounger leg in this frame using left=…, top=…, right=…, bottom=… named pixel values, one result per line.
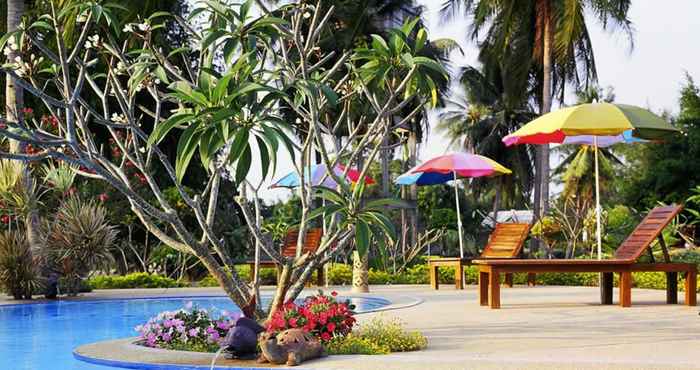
left=504, top=273, right=514, bottom=288
left=455, top=263, right=464, bottom=290
left=478, top=271, right=488, bottom=306
left=666, top=272, right=678, bottom=304
left=488, top=269, right=501, bottom=309
left=619, top=271, right=632, bottom=308
left=600, top=272, right=613, bottom=305
left=527, top=273, right=537, bottom=287
left=430, top=264, right=439, bottom=290
left=685, top=270, right=697, bottom=306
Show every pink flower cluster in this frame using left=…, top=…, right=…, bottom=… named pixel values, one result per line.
left=135, top=303, right=240, bottom=348
left=267, top=291, right=356, bottom=342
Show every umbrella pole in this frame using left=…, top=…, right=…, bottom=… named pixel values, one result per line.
left=594, top=137, right=602, bottom=260
left=454, top=171, right=464, bottom=259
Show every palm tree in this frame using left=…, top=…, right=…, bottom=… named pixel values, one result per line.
left=441, top=0, right=633, bottom=233
left=437, top=66, right=535, bottom=220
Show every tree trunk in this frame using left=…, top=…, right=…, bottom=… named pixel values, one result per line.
left=492, top=178, right=501, bottom=226
left=408, top=130, right=418, bottom=252
left=351, top=250, right=369, bottom=293
left=539, top=2, right=553, bottom=216
left=6, top=0, right=24, bottom=153
left=380, top=137, right=390, bottom=197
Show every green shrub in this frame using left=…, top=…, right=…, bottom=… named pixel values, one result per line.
left=0, top=230, right=40, bottom=299
left=198, top=265, right=278, bottom=287
left=326, top=317, right=427, bottom=355
left=88, top=273, right=185, bottom=289
left=328, top=264, right=352, bottom=285
left=354, top=317, right=427, bottom=352
left=326, top=335, right=390, bottom=355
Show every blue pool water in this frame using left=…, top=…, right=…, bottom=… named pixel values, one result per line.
left=0, top=295, right=389, bottom=370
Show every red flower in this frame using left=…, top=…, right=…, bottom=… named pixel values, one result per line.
left=98, top=193, right=109, bottom=202
left=331, top=291, right=338, bottom=297
left=320, top=332, right=331, bottom=342
left=289, top=318, right=298, bottom=328
left=22, top=107, right=33, bottom=116
left=0, top=215, right=10, bottom=224
left=326, top=322, right=336, bottom=333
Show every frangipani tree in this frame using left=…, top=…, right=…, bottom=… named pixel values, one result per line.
left=0, top=0, right=446, bottom=320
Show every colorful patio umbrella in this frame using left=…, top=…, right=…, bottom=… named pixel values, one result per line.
left=396, top=153, right=512, bottom=258
left=503, top=102, right=680, bottom=259
left=270, top=163, right=375, bottom=189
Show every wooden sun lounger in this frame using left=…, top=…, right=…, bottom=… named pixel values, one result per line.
left=429, top=223, right=532, bottom=290
left=248, top=228, right=325, bottom=286
left=473, top=205, right=698, bottom=308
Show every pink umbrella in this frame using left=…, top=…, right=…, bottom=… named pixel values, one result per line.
left=406, top=153, right=512, bottom=258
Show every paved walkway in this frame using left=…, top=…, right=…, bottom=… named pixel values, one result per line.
left=7, top=284, right=700, bottom=369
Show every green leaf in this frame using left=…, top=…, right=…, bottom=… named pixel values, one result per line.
left=255, top=135, right=270, bottom=180
left=355, top=221, right=370, bottom=257
left=201, top=30, right=228, bottom=51
left=235, top=145, right=252, bottom=183
left=415, top=28, right=427, bottom=53
left=413, top=56, right=448, bottom=77
left=175, top=125, right=201, bottom=183
left=148, top=112, right=194, bottom=146
left=226, top=128, right=250, bottom=164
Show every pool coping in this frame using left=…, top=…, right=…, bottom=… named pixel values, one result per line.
left=73, top=294, right=422, bottom=370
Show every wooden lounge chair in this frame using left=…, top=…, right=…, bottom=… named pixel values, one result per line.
left=429, top=223, right=531, bottom=290
left=473, top=205, right=698, bottom=308
left=248, top=228, right=325, bottom=286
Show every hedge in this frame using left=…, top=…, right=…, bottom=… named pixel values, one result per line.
left=87, top=273, right=186, bottom=289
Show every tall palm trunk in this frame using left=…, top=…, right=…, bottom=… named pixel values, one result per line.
left=531, top=0, right=553, bottom=257
left=6, top=0, right=24, bottom=154
left=539, top=1, right=553, bottom=215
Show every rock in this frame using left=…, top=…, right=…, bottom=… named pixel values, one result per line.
left=222, top=317, right=265, bottom=359
left=258, top=329, right=326, bottom=366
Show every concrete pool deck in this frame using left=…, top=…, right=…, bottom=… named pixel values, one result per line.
left=5, top=284, right=700, bottom=369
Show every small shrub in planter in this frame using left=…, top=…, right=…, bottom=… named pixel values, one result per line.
left=135, top=303, right=240, bottom=352
left=327, top=317, right=427, bottom=355
left=266, top=291, right=356, bottom=342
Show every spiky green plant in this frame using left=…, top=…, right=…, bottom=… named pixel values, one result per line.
left=43, top=197, right=117, bottom=295
left=42, top=162, right=77, bottom=195
left=0, top=159, right=40, bottom=217
left=0, top=230, right=40, bottom=299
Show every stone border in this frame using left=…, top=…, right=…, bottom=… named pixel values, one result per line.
left=73, top=294, right=422, bottom=370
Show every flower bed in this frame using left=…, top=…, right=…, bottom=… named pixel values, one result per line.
left=266, top=291, right=356, bottom=342
left=135, top=303, right=239, bottom=353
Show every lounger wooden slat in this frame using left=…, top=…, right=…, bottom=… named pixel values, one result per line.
left=247, top=228, right=326, bottom=286
left=429, top=223, right=531, bottom=290
left=473, top=205, right=697, bottom=309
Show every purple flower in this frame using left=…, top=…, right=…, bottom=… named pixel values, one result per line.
left=162, top=333, right=172, bottom=342
left=188, top=328, right=199, bottom=337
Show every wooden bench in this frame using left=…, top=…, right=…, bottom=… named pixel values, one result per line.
left=248, top=228, right=326, bottom=286
left=429, top=223, right=532, bottom=290
left=474, top=205, right=698, bottom=308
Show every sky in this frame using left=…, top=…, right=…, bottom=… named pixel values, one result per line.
left=254, top=1, right=700, bottom=202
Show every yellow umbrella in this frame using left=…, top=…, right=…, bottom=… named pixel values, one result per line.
left=503, top=102, right=679, bottom=259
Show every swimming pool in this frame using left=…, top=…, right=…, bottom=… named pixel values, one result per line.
left=0, top=295, right=390, bottom=370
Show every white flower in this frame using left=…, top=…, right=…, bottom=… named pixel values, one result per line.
left=154, top=78, right=161, bottom=85
left=85, top=35, right=101, bottom=49
left=111, top=113, right=127, bottom=124
left=303, top=11, right=312, bottom=19
left=137, top=23, right=151, bottom=32
left=123, top=24, right=134, bottom=33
